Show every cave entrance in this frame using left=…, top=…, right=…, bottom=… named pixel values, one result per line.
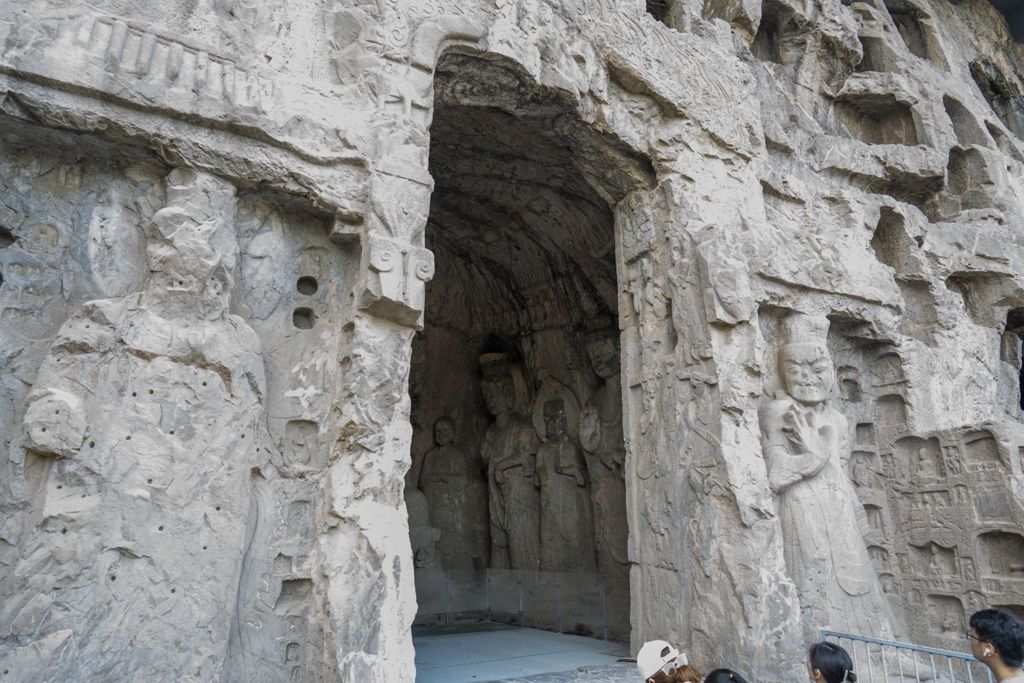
left=405, top=52, right=654, bottom=674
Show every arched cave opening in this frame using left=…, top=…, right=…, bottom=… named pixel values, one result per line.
left=406, top=52, right=654, bottom=657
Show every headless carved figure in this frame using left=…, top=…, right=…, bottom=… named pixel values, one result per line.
left=537, top=398, right=595, bottom=572
left=480, top=363, right=540, bottom=570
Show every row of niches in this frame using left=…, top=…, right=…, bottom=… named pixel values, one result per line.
left=868, top=531, right=1024, bottom=584
left=866, top=526, right=1024, bottom=636
left=850, top=427, right=1006, bottom=490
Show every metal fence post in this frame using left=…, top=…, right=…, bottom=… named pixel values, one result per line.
left=518, top=573, right=524, bottom=628
left=600, top=580, right=608, bottom=641
left=444, top=572, right=451, bottom=626
left=486, top=570, right=491, bottom=623
left=555, top=581, right=562, bottom=633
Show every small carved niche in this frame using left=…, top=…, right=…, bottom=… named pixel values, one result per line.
left=838, top=366, right=862, bottom=402
left=883, top=0, right=933, bottom=62
left=851, top=450, right=880, bottom=488
left=962, top=430, right=1000, bottom=465
left=896, top=436, right=943, bottom=480
left=856, top=36, right=897, bottom=73
left=870, top=209, right=917, bottom=277
left=274, top=578, right=313, bottom=612
left=870, top=351, right=906, bottom=387
left=855, top=423, right=877, bottom=448
left=869, top=545, right=891, bottom=572
left=944, top=96, right=993, bottom=149
left=974, top=488, right=1011, bottom=520
left=970, top=60, right=1024, bottom=140
left=945, top=148, right=997, bottom=213
left=978, top=531, right=1024, bottom=577
left=283, top=420, right=319, bottom=467
left=834, top=94, right=920, bottom=146
left=751, top=0, right=804, bottom=65
left=645, top=0, right=673, bottom=25
left=928, top=595, right=966, bottom=637
left=287, top=500, right=313, bottom=542
left=911, top=541, right=958, bottom=576
left=875, top=394, right=908, bottom=427
left=864, top=504, right=885, bottom=534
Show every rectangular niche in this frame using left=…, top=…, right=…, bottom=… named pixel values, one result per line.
left=962, top=430, right=1001, bottom=466
left=834, top=94, right=920, bottom=146
left=978, top=531, right=1024, bottom=577
left=910, top=541, right=958, bottom=577
left=927, top=594, right=966, bottom=638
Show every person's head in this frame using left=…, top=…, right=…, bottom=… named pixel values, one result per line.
left=807, top=642, right=857, bottom=683
left=968, top=608, right=1024, bottom=669
left=637, top=641, right=691, bottom=683
left=703, top=669, right=749, bottom=683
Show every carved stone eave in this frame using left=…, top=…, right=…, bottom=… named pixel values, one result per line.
left=0, top=8, right=373, bottom=219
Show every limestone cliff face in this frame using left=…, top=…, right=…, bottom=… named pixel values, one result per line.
left=0, top=0, right=1022, bottom=681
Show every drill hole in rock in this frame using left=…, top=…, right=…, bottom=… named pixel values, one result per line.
left=292, top=308, right=317, bottom=330
left=296, top=276, right=318, bottom=295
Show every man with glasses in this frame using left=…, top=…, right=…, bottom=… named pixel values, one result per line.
left=967, top=608, right=1024, bottom=682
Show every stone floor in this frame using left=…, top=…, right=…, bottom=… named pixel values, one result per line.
left=413, top=623, right=633, bottom=683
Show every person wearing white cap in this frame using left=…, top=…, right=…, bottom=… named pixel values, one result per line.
left=636, top=640, right=702, bottom=683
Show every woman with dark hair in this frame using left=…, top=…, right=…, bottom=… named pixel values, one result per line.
left=807, top=642, right=857, bottom=683
left=968, top=608, right=1024, bottom=682
left=703, top=669, right=749, bottom=683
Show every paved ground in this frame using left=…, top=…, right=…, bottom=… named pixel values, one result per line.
left=413, top=623, right=633, bottom=683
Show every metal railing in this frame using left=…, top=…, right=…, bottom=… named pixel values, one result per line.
left=414, top=568, right=610, bottom=640
left=821, top=630, right=994, bottom=682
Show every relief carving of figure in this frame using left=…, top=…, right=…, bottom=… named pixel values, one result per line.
left=534, top=387, right=596, bottom=573
left=580, top=324, right=630, bottom=605
left=480, top=354, right=541, bottom=570
left=1, top=169, right=269, bottom=679
left=759, top=313, right=899, bottom=641
left=419, top=416, right=485, bottom=569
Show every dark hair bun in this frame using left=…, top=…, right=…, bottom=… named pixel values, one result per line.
left=847, top=673, right=858, bottom=683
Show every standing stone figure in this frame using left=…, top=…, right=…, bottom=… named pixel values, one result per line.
left=0, top=169, right=267, bottom=680
left=419, top=416, right=483, bottom=569
left=535, top=394, right=596, bottom=573
left=759, top=313, right=897, bottom=641
left=480, top=353, right=541, bottom=570
left=579, top=325, right=630, bottom=617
